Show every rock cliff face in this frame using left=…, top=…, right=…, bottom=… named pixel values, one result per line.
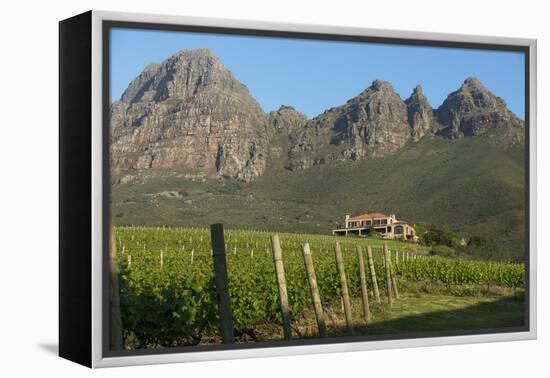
left=267, top=105, right=308, bottom=135
left=316, top=80, right=409, bottom=158
left=286, top=80, right=415, bottom=169
left=405, top=85, right=434, bottom=141
left=110, top=48, right=268, bottom=182
left=111, top=49, right=525, bottom=181
left=436, top=77, right=524, bottom=144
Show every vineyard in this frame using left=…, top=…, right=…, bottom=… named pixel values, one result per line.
left=112, top=226, right=525, bottom=349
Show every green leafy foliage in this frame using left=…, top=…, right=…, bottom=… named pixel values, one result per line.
left=395, top=258, right=524, bottom=287
left=429, top=245, right=457, bottom=257
left=421, top=225, right=455, bottom=247
left=114, top=226, right=524, bottom=348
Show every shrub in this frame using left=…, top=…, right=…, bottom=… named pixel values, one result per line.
left=368, top=230, right=383, bottom=239
left=429, top=245, right=456, bottom=257
left=468, top=235, right=489, bottom=248
left=421, top=225, right=453, bottom=246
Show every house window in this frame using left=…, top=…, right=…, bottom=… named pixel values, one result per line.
left=382, top=219, right=388, bottom=225
left=395, top=226, right=403, bottom=234
left=387, top=226, right=392, bottom=232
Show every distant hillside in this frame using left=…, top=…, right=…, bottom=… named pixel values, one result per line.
left=112, top=133, right=525, bottom=261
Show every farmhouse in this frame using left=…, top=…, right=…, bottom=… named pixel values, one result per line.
left=332, top=212, right=416, bottom=240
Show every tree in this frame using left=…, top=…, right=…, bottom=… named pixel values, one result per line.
left=421, top=225, right=453, bottom=247
left=468, top=235, right=489, bottom=248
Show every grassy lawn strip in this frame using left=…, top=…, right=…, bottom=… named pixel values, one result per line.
left=263, top=292, right=525, bottom=341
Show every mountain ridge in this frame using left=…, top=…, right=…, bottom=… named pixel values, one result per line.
left=111, top=48, right=268, bottom=182
left=110, top=48, right=525, bottom=182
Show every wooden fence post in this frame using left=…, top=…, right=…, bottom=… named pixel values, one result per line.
left=366, top=245, right=381, bottom=303
left=334, top=242, right=353, bottom=334
left=302, top=243, right=327, bottom=338
left=271, top=235, right=292, bottom=340
left=356, top=245, right=371, bottom=322
left=383, top=243, right=394, bottom=305
left=109, top=230, right=123, bottom=351
left=388, top=249, right=400, bottom=300
left=210, top=224, right=234, bottom=344
left=395, top=250, right=399, bottom=265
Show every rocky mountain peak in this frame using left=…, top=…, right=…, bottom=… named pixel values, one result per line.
left=412, top=84, right=424, bottom=95
left=437, top=77, right=523, bottom=143
left=268, top=105, right=308, bottom=134
left=175, top=47, right=217, bottom=59
left=457, top=76, right=504, bottom=108
left=406, top=84, right=429, bottom=103
left=369, top=79, right=394, bottom=92
left=158, top=49, right=250, bottom=104
left=406, top=84, right=433, bottom=141
left=278, top=105, right=295, bottom=111
left=449, top=76, right=504, bottom=110
left=110, top=48, right=268, bottom=182
left=353, top=80, right=403, bottom=105
left=462, top=76, right=484, bottom=87
left=293, top=79, right=410, bottom=165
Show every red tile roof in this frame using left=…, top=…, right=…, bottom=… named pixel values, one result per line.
left=349, top=212, right=389, bottom=221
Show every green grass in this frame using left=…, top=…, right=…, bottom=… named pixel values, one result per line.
left=349, top=293, right=524, bottom=335
left=112, top=134, right=525, bottom=261
left=254, top=293, right=525, bottom=341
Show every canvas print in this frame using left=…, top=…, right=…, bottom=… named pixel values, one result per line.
left=107, top=26, right=527, bottom=353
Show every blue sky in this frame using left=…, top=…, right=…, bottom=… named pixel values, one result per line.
left=110, top=28, right=526, bottom=119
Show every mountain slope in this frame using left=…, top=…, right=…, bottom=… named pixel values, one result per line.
left=111, top=135, right=525, bottom=261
